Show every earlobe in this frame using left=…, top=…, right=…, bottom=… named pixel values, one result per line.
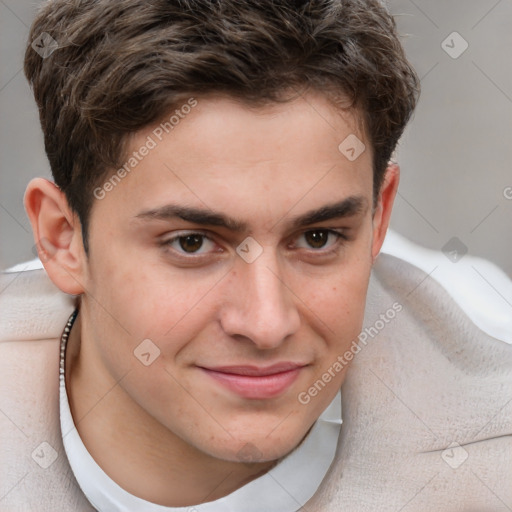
left=24, top=178, right=86, bottom=295
left=371, top=163, right=400, bottom=262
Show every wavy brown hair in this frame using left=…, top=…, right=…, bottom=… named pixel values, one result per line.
left=24, top=0, right=419, bottom=251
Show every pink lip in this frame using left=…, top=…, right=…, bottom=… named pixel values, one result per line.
left=199, top=363, right=305, bottom=399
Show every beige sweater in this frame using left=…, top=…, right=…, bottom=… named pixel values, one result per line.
left=1, top=245, right=511, bottom=511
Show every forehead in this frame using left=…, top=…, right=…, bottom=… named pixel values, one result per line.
left=93, top=92, right=373, bottom=227
left=148, top=92, right=368, bottom=167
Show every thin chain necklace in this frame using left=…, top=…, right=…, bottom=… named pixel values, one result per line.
left=59, top=309, right=79, bottom=378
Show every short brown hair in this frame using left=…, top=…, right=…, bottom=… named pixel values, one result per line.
left=24, top=0, right=419, bottom=252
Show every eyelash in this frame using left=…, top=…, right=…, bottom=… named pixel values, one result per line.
left=160, top=229, right=348, bottom=262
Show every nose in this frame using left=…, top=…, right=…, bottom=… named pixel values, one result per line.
left=219, top=251, right=301, bottom=350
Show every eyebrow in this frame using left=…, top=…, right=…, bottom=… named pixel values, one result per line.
left=135, top=195, right=368, bottom=232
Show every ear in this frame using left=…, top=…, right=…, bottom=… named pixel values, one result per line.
left=371, top=163, right=400, bottom=262
left=24, top=178, right=87, bottom=295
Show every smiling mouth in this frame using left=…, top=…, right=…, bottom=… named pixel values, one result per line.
left=198, top=363, right=306, bottom=399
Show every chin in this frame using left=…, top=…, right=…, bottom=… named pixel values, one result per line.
left=207, top=425, right=311, bottom=464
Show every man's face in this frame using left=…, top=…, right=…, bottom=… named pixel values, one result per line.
left=80, top=93, right=384, bottom=463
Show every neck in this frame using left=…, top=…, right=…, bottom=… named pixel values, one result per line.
left=65, top=311, right=278, bottom=507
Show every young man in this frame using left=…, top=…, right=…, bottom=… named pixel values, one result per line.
left=1, top=0, right=511, bottom=511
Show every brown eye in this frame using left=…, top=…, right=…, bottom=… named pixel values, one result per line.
left=304, top=230, right=330, bottom=249
left=163, top=232, right=217, bottom=256
left=293, top=229, right=345, bottom=252
left=178, top=234, right=204, bottom=253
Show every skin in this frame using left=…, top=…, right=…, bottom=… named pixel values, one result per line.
left=25, top=92, right=399, bottom=507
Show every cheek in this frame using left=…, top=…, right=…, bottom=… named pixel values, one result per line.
left=85, top=253, right=224, bottom=370
left=325, top=275, right=370, bottom=345
left=307, top=245, right=373, bottom=340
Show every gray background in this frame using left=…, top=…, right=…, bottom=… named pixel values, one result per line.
left=1, top=0, right=511, bottom=276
